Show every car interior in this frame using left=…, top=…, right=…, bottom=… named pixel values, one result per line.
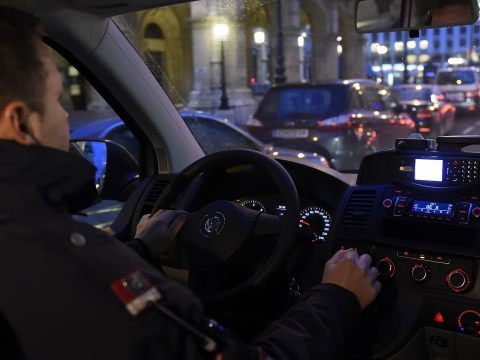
left=5, top=0, right=480, bottom=359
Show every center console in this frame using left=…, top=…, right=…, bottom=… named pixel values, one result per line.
left=334, top=136, right=480, bottom=358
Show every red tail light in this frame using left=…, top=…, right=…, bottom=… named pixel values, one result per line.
left=246, top=118, right=265, bottom=132
left=316, top=115, right=352, bottom=131
left=417, top=110, right=433, bottom=119
left=438, top=94, right=445, bottom=101
left=419, top=127, right=432, bottom=133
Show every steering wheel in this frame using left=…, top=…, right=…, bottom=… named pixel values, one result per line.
left=152, top=149, right=300, bottom=302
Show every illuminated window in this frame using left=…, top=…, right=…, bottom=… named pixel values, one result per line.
left=407, top=55, right=417, bottom=63
left=419, top=54, right=430, bottom=63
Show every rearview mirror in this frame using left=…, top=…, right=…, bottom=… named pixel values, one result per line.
left=70, top=139, right=139, bottom=200
left=356, top=0, right=479, bottom=33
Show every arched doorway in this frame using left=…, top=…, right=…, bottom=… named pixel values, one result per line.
left=138, top=5, right=193, bottom=103
left=143, top=23, right=167, bottom=87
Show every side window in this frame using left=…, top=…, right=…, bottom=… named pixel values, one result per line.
left=185, top=117, right=260, bottom=154
left=52, top=51, right=138, bottom=229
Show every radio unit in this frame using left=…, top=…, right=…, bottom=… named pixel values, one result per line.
left=382, top=189, right=480, bottom=225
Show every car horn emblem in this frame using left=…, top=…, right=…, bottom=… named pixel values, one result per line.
left=200, top=212, right=226, bottom=237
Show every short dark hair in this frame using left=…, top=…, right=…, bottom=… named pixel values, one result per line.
left=0, top=7, right=47, bottom=114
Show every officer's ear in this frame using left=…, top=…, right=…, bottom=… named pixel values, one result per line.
left=0, top=100, right=39, bottom=145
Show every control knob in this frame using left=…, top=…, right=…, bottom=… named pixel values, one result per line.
left=446, top=269, right=471, bottom=293
left=472, top=207, right=480, bottom=219
left=411, top=264, right=431, bottom=283
left=377, top=257, right=396, bottom=277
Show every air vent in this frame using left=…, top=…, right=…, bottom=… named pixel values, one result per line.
left=340, top=190, right=377, bottom=238
left=141, top=179, right=170, bottom=215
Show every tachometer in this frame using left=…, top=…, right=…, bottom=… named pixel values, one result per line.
left=239, top=199, right=267, bottom=212
left=299, top=207, right=332, bottom=243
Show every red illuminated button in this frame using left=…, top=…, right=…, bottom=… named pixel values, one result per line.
left=446, top=269, right=471, bottom=293
left=383, top=199, right=393, bottom=209
left=472, top=207, right=480, bottom=219
left=433, top=311, right=446, bottom=324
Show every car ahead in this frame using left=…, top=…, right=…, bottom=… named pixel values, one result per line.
left=435, top=66, right=480, bottom=113
left=392, top=84, right=456, bottom=137
left=70, top=111, right=330, bottom=169
left=246, top=80, right=416, bottom=171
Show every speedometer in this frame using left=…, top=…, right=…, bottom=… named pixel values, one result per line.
left=239, top=199, right=267, bottom=212
left=299, top=207, right=332, bottom=243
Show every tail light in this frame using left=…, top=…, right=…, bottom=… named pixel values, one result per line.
left=417, top=110, right=433, bottom=119
left=419, top=127, right=432, bottom=133
left=316, top=115, right=352, bottom=131
left=246, top=118, right=265, bottom=132
left=438, top=94, right=446, bottom=101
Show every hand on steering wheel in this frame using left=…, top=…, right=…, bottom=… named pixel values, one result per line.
left=148, top=149, right=300, bottom=302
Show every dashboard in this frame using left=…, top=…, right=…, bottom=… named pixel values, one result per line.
left=236, top=195, right=333, bottom=243
left=334, top=138, right=480, bottom=359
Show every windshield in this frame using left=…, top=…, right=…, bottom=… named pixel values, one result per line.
left=107, top=1, right=480, bottom=172
left=437, top=70, right=476, bottom=84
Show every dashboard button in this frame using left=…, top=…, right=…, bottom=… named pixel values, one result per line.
left=411, top=264, right=430, bottom=283
left=472, top=207, right=480, bottom=219
left=383, top=199, right=393, bottom=209
left=377, top=257, right=396, bottom=277
left=446, top=269, right=471, bottom=293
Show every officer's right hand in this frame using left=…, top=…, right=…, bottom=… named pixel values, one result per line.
left=135, top=209, right=188, bottom=259
left=322, top=249, right=381, bottom=310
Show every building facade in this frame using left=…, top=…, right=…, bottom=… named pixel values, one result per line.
left=367, top=23, right=480, bottom=85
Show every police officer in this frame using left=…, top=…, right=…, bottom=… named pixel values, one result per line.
left=0, top=6, right=381, bottom=359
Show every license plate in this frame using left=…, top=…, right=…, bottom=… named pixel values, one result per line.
left=272, top=129, right=309, bottom=139
left=446, top=93, right=464, bottom=101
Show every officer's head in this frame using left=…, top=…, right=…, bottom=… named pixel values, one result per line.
left=0, top=6, right=69, bottom=151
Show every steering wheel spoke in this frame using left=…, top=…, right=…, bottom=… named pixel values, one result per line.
left=252, top=213, right=281, bottom=236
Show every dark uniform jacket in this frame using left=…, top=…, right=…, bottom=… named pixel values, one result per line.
left=0, top=141, right=361, bottom=359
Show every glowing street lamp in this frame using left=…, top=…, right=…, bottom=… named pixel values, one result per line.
left=297, top=36, right=305, bottom=48
left=254, top=30, right=265, bottom=45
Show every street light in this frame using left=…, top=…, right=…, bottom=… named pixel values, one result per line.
left=254, top=31, right=265, bottom=45
left=297, top=36, right=305, bottom=48
left=253, top=30, right=266, bottom=87
left=213, top=23, right=230, bottom=110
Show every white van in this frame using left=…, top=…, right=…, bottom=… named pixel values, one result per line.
left=435, top=66, right=480, bottom=112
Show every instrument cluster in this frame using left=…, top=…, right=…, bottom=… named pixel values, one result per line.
left=236, top=195, right=332, bottom=243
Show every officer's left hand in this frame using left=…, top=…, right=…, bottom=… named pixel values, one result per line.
left=135, top=209, right=188, bottom=259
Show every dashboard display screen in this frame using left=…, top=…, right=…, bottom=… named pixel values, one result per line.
left=415, top=159, right=443, bottom=182
left=411, top=200, right=453, bottom=216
